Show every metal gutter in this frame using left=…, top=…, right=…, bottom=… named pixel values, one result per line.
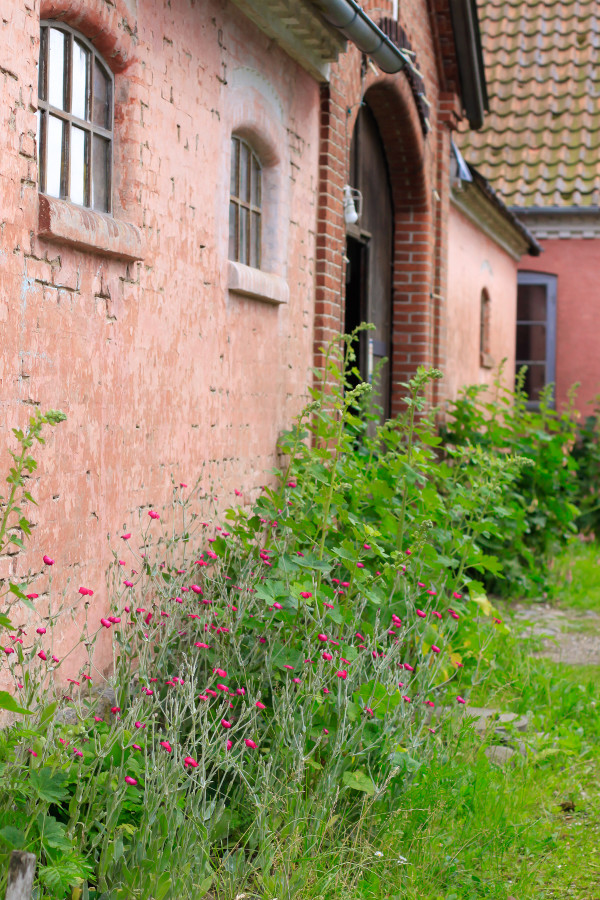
left=309, top=0, right=413, bottom=73
left=448, top=0, right=488, bottom=129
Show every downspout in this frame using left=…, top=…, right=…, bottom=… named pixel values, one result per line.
left=310, top=0, right=413, bottom=73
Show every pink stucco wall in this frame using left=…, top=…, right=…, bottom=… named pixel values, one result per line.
left=445, top=204, right=519, bottom=403
left=0, top=0, right=319, bottom=669
left=518, top=239, right=600, bottom=412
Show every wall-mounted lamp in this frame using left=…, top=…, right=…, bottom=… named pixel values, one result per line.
left=343, top=185, right=363, bottom=225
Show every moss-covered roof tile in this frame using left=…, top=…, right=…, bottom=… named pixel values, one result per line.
left=458, top=0, right=600, bottom=207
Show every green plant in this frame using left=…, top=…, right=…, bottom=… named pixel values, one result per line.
left=441, top=367, right=580, bottom=596
left=0, top=408, right=66, bottom=716
left=0, top=334, right=516, bottom=899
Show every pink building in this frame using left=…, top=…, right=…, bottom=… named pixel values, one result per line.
left=458, top=0, right=600, bottom=411
left=0, top=0, right=517, bottom=661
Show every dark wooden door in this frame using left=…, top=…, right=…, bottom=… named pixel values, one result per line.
left=344, top=103, right=394, bottom=419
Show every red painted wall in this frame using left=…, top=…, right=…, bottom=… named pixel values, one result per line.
left=519, top=239, right=600, bottom=412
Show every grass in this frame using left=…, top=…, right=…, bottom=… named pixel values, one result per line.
left=548, top=539, right=600, bottom=611
left=318, top=541, right=600, bottom=899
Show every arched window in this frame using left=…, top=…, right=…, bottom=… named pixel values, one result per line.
left=228, top=136, right=262, bottom=268
left=480, top=288, right=492, bottom=368
left=38, top=22, right=114, bottom=213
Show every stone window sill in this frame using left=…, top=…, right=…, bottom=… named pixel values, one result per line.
left=227, top=260, right=289, bottom=305
left=38, top=194, right=144, bottom=262
left=480, top=351, right=495, bottom=370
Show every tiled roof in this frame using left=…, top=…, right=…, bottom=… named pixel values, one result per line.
left=457, top=0, right=600, bottom=208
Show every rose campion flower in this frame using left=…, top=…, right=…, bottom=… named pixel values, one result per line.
left=256, top=701, right=266, bottom=710
left=148, top=510, right=160, bottom=520
left=38, top=651, right=47, bottom=661
left=300, top=591, right=313, bottom=599
left=322, top=652, right=333, bottom=661
left=213, top=668, right=227, bottom=678
left=78, top=587, right=94, bottom=596
left=43, top=555, right=54, bottom=566
left=416, top=609, right=426, bottom=618
left=27, top=593, right=39, bottom=600
left=36, top=627, right=46, bottom=635
left=184, top=756, right=198, bottom=768
left=125, top=776, right=138, bottom=786
left=244, top=739, right=257, bottom=749
left=431, top=645, right=441, bottom=654
left=457, top=696, right=466, bottom=704
left=336, top=670, right=348, bottom=679
left=318, top=634, right=328, bottom=642
left=100, top=618, right=112, bottom=628
left=221, top=719, right=232, bottom=729
left=160, top=741, right=172, bottom=752
left=226, top=740, right=233, bottom=750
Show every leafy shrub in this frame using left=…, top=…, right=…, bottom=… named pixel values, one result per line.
left=0, top=335, right=517, bottom=899
left=440, top=368, right=581, bottom=596
left=571, top=401, right=600, bottom=536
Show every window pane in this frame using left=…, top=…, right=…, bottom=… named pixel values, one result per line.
left=38, top=27, right=47, bottom=101
left=46, top=114, right=64, bottom=197
left=92, top=135, right=110, bottom=211
left=48, top=28, right=66, bottom=110
left=239, top=205, right=248, bottom=265
left=72, top=40, right=90, bottom=120
left=229, top=201, right=238, bottom=260
left=521, top=364, right=546, bottom=402
left=251, top=155, right=261, bottom=207
left=70, top=125, right=88, bottom=206
left=230, top=138, right=239, bottom=197
left=516, top=323, right=546, bottom=363
left=250, top=211, right=260, bottom=268
left=517, top=283, right=547, bottom=322
left=239, top=142, right=249, bottom=204
left=93, top=60, right=111, bottom=128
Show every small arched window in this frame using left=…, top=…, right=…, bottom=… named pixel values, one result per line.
left=228, top=136, right=262, bottom=268
left=38, top=22, right=114, bottom=213
left=480, top=288, right=493, bottom=368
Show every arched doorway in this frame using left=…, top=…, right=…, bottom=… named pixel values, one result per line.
left=344, top=101, right=394, bottom=419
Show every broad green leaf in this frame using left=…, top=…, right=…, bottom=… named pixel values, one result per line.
left=30, top=768, right=69, bottom=803
left=0, top=826, right=26, bottom=849
left=342, top=769, right=376, bottom=795
left=0, top=690, right=32, bottom=715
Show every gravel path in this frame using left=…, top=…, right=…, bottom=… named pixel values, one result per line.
left=513, top=603, right=600, bottom=665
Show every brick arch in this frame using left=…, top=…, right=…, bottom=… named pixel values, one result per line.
left=360, top=78, right=435, bottom=416
left=40, top=0, right=137, bottom=72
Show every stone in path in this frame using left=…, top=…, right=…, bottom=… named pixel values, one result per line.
left=513, top=603, right=600, bottom=665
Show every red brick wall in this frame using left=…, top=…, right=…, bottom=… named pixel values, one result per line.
left=0, top=0, right=320, bottom=667
left=313, top=0, right=460, bottom=411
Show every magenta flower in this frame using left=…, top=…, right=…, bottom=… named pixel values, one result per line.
left=287, top=480, right=297, bottom=487
left=432, top=611, right=442, bottom=619
left=184, top=756, right=198, bottom=768
left=27, top=749, right=38, bottom=757
left=453, top=592, right=463, bottom=599
left=431, top=645, right=441, bottom=654
left=125, top=776, right=138, bottom=786
left=322, top=652, right=333, bottom=661
left=3, top=647, right=14, bottom=656
left=403, top=663, right=414, bottom=672
left=160, top=741, right=172, bottom=753
left=336, top=670, right=348, bottom=679
left=357, top=562, right=364, bottom=568
left=425, top=700, right=435, bottom=708
left=213, top=668, right=227, bottom=678
left=318, top=634, right=328, bottom=642
left=110, top=706, right=121, bottom=714
left=121, top=533, right=131, bottom=540
left=38, top=651, right=47, bottom=661
left=244, top=738, right=257, bottom=749
left=364, top=707, right=374, bottom=716
left=191, top=585, right=203, bottom=595
left=78, top=587, right=94, bottom=596
left=135, top=721, right=145, bottom=729
left=402, top=695, right=411, bottom=703
left=132, top=744, right=142, bottom=751
left=300, top=592, right=313, bottom=599
left=216, top=683, right=229, bottom=692
left=256, top=701, right=266, bottom=710
left=284, top=665, right=294, bottom=671
left=273, top=602, right=283, bottom=610
left=226, top=739, right=233, bottom=750
left=323, top=688, right=331, bottom=695
left=221, top=719, right=232, bottom=729
left=100, top=618, right=112, bottom=628
left=416, top=609, right=426, bottom=618
left=148, top=510, right=160, bottom=520
left=108, top=616, right=121, bottom=624
left=93, top=716, right=103, bottom=723
left=27, top=593, right=39, bottom=600
left=457, top=696, right=466, bottom=704
left=293, top=677, right=301, bottom=684
left=43, top=555, right=54, bottom=566
left=236, top=688, right=245, bottom=696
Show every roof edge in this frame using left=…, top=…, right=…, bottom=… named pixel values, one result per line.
left=448, top=0, right=488, bottom=129
left=468, top=166, right=540, bottom=255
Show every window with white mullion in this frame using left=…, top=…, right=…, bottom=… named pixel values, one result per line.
left=38, top=21, right=114, bottom=213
